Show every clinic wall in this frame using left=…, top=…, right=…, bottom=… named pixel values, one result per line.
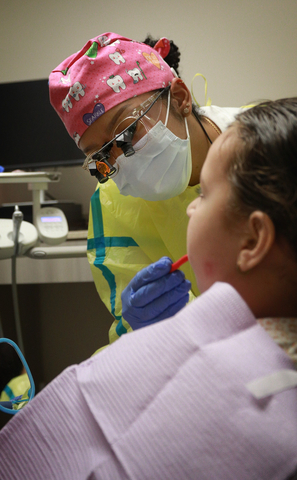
left=1, top=0, right=297, bottom=98
left=1, top=0, right=297, bottom=209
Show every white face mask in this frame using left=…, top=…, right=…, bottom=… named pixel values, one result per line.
left=111, top=93, right=192, bottom=201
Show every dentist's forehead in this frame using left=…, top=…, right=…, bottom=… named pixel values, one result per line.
left=79, top=93, right=152, bottom=154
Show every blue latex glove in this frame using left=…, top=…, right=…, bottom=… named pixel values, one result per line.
left=122, top=256, right=191, bottom=330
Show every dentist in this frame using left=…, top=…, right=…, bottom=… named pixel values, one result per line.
left=49, top=32, right=243, bottom=344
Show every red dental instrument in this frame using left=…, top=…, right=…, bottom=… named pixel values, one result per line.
left=170, top=254, right=189, bottom=273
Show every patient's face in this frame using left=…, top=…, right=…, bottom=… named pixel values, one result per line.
left=186, top=129, right=244, bottom=293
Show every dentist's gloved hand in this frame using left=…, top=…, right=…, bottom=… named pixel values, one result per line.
left=122, top=256, right=191, bottom=330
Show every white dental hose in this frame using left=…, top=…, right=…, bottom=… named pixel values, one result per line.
left=11, top=206, right=25, bottom=355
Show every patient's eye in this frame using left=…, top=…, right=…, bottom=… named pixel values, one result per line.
left=195, top=185, right=204, bottom=198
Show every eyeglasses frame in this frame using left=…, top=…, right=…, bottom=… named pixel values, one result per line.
left=82, top=85, right=171, bottom=177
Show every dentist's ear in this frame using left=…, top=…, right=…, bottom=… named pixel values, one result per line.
left=237, top=211, right=275, bottom=272
left=170, top=78, right=192, bottom=116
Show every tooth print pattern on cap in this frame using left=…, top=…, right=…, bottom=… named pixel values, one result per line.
left=49, top=33, right=174, bottom=146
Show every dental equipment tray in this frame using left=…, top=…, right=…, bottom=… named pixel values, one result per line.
left=0, top=201, right=87, bottom=231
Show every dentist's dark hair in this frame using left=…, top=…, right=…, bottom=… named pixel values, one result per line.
left=227, top=97, right=297, bottom=258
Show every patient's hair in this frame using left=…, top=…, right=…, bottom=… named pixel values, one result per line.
left=226, top=97, right=297, bottom=258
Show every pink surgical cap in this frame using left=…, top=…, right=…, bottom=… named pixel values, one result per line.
left=49, top=32, right=174, bottom=147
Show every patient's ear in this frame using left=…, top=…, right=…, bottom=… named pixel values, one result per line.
left=237, top=211, right=275, bottom=272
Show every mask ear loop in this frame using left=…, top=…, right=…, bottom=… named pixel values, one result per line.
left=164, top=88, right=190, bottom=139
left=184, top=118, right=190, bottom=139
left=164, top=89, right=171, bottom=127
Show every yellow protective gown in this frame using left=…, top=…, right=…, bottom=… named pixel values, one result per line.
left=87, top=106, right=243, bottom=345
left=87, top=182, right=199, bottom=344
left=0, top=373, right=30, bottom=404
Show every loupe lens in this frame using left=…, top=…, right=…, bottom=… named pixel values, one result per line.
left=121, top=143, right=135, bottom=157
